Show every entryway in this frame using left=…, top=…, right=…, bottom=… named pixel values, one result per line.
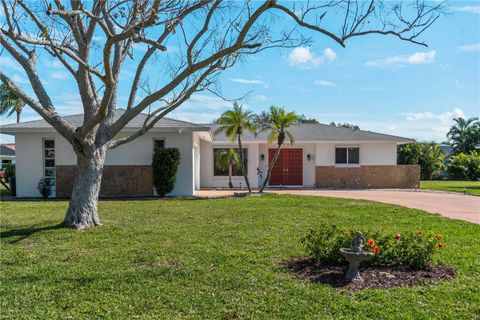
left=268, top=148, right=303, bottom=186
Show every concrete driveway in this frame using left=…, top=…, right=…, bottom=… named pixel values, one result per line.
left=196, top=189, right=480, bottom=224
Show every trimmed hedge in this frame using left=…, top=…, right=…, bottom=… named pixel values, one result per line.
left=152, top=148, right=181, bottom=197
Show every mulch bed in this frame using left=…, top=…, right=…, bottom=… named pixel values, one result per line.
left=282, top=257, right=455, bottom=291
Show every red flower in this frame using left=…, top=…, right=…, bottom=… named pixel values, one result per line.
left=367, top=239, right=375, bottom=248
left=373, top=246, right=380, bottom=254
left=394, top=233, right=401, bottom=240
left=438, top=243, right=445, bottom=249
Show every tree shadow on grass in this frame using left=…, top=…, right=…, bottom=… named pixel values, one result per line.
left=1, top=223, right=64, bottom=244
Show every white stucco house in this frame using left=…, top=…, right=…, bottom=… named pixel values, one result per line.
left=0, top=109, right=419, bottom=198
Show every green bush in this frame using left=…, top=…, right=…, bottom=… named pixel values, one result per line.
left=152, top=148, right=181, bottom=197
left=37, top=178, right=52, bottom=199
left=447, top=151, right=480, bottom=181
left=302, top=225, right=444, bottom=269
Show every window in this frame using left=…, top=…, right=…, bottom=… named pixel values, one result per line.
left=1, top=160, right=11, bottom=164
left=43, top=139, right=56, bottom=195
left=335, top=147, right=360, bottom=165
left=213, top=148, right=247, bottom=176
left=153, top=139, right=165, bottom=150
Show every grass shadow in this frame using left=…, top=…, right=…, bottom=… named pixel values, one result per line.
left=1, top=223, right=64, bottom=244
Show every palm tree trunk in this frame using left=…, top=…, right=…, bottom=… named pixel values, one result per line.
left=237, top=133, right=252, bottom=192
left=260, top=143, right=283, bottom=193
left=16, top=111, right=20, bottom=123
left=228, top=163, right=233, bottom=188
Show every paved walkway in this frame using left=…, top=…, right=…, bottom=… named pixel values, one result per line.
left=196, top=189, right=480, bottom=224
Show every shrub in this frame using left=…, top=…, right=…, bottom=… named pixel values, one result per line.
left=152, top=148, right=181, bottom=197
left=3, top=164, right=15, bottom=182
left=37, top=177, right=52, bottom=199
left=447, top=151, right=480, bottom=181
left=302, top=225, right=444, bottom=269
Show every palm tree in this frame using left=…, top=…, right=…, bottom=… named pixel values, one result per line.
left=214, top=103, right=256, bottom=192
left=258, top=106, right=298, bottom=192
left=447, top=117, right=480, bottom=155
left=418, top=142, right=446, bottom=180
left=214, top=148, right=240, bottom=188
left=0, top=84, right=25, bottom=123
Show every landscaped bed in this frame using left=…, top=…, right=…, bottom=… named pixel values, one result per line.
left=420, top=180, right=480, bottom=196
left=1, top=195, right=479, bottom=319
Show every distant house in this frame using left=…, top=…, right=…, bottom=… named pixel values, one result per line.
left=0, top=109, right=420, bottom=198
left=439, top=144, right=453, bottom=158
left=0, top=144, right=15, bottom=170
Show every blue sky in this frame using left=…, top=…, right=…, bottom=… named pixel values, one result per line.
left=1, top=1, right=479, bottom=144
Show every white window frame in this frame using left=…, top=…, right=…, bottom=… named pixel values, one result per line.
left=335, top=146, right=360, bottom=167
left=42, top=138, right=56, bottom=197
left=213, top=146, right=248, bottom=178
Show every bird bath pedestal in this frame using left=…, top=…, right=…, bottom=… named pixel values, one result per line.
left=340, top=232, right=375, bottom=282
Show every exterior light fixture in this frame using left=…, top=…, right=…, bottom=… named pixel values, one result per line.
left=307, top=154, right=312, bottom=161
left=260, top=154, right=265, bottom=161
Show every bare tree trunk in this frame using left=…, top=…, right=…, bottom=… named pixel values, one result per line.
left=228, top=163, right=233, bottom=188
left=237, top=133, right=252, bottom=193
left=16, top=111, right=20, bottom=123
left=63, top=146, right=107, bottom=229
left=259, top=143, right=283, bottom=193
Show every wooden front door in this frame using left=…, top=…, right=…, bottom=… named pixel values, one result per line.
left=268, top=148, right=303, bottom=186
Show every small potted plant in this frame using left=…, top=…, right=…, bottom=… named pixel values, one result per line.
left=37, top=177, right=52, bottom=199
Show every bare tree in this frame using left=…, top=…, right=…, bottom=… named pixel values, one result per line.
left=0, top=0, right=444, bottom=229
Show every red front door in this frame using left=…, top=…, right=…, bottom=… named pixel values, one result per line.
left=268, top=148, right=303, bottom=186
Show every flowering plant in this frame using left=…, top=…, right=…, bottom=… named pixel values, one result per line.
left=302, top=225, right=445, bottom=269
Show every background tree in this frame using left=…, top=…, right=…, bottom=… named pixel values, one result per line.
left=0, top=0, right=444, bottom=228
left=397, top=143, right=422, bottom=165
left=0, top=84, right=25, bottom=123
left=329, top=122, right=360, bottom=131
left=214, top=148, right=240, bottom=188
left=297, top=114, right=319, bottom=124
left=447, top=117, right=480, bottom=155
left=418, top=143, right=445, bottom=180
left=214, top=103, right=256, bottom=192
left=258, top=106, right=298, bottom=192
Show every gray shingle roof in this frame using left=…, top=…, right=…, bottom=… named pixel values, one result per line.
left=208, top=123, right=413, bottom=143
left=0, top=145, right=15, bottom=156
left=0, top=109, right=209, bottom=132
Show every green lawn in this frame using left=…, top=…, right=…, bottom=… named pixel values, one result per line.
left=1, top=195, right=479, bottom=319
left=420, top=180, right=480, bottom=196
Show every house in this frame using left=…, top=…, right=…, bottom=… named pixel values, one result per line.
left=0, top=109, right=419, bottom=198
left=0, top=144, right=15, bottom=170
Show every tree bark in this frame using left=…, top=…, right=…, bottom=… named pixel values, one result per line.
left=237, top=133, right=252, bottom=192
left=259, top=143, right=283, bottom=193
left=63, top=146, right=107, bottom=229
left=16, top=111, right=20, bottom=123
left=228, top=163, right=233, bottom=189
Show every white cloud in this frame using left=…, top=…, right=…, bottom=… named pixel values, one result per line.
left=287, top=46, right=336, bottom=69
left=457, top=43, right=480, bottom=52
left=51, top=71, right=69, bottom=80
left=229, top=78, right=268, bottom=88
left=402, top=108, right=465, bottom=124
left=366, top=50, right=436, bottom=69
left=11, top=73, right=29, bottom=84
left=0, top=56, right=23, bottom=72
left=252, top=95, right=269, bottom=101
left=453, top=6, right=480, bottom=14
left=53, top=93, right=83, bottom=114
left=314, top=80, right=337, bottom=87
left=180, top=94, right=230, bottom=111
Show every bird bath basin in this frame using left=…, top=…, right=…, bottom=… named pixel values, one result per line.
left=340, top=232, right=375, bottom=282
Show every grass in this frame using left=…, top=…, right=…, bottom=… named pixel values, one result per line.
left=0, top=183, right=10, bottom=198
left=420, top=180, right=480, bottom=196
left=1, top=195, right=479, bottom=319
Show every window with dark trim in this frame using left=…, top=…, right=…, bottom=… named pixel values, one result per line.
left=213, top=148, right=247, bottom=176
left=43, top=139, right=56, bottom=194
left=153, top=139, right=165, bottom=149
left=335, top=147, right=360, bottom=164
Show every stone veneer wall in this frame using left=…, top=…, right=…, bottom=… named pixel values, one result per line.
left=56, top=165, right=153, bottom=198
left=315, top=165, right=420, bottom=189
